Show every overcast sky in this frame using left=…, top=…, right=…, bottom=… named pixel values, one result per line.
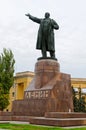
left=0, top=0, right=86, bottom=78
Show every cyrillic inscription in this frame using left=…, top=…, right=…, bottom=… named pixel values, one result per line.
left=25, top=90, right=50, bottom=99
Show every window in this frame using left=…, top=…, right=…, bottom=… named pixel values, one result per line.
left=12, top=92, right=15, bottom=97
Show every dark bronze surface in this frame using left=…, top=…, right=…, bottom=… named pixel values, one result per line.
left=25, top=13, right=59, bottom=59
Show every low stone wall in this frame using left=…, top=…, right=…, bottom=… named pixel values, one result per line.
left=1, top=111, right=86, bottom=126
left=0, top=111, right=12, bottom=121
left=0, top=111, right=30, bottom=122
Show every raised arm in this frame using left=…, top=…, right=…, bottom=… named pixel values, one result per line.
left=25, top=13, right=41, bottom=24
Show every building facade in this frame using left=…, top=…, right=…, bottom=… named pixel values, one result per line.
left=6, top=71, right=34, bottom=111
left=71, top=78, right=86, bottom=100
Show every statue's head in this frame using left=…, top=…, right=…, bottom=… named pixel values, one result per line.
left=45, top=12, right=50, bottom=18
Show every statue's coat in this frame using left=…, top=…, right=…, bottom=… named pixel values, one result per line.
left=29, top=15, right=59, bottom=52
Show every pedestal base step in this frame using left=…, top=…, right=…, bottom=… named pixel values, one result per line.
left=45, top=112, right=86, bottom=118
left=29, top=117, right=86, bottom=127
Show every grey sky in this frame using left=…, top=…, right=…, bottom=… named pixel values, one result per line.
left=0, top=0, right=86, bottom=78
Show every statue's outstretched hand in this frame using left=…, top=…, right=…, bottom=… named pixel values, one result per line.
left=25, top=13, right=31, bottom=18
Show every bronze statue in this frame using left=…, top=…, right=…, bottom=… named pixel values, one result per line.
left=25, top=12, right=59, bottom=59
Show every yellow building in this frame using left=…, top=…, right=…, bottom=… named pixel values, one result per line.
left=6, top=71, right=34, bottom=112
left=5, top=72, right=86, bottom=112
left=71, top=78, right=86, bottom=89
left=71, top=78, right=86, bottom=100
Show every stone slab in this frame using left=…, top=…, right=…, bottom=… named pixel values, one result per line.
left=12, top=116, right=30, bottom=122
left=29, top=117, right=86, bottom=127
left=45, top=112, right=86, bottom=118
left=1, top=112, right=86, bottom=127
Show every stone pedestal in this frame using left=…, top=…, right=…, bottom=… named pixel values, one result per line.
left=34, top=59, right=60, bottom=89
left=12, top=59, right=73, bottom=116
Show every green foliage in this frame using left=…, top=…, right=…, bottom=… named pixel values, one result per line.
left=0, top=93, right=9, bottom=111
left=72, top=87, right=86, bottom=112
left=0, top=48, right=15, bottom=110
left=78, top=97, right=86, bottom=112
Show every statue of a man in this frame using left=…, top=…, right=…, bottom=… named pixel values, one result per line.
left=25, top=12, right=59, bottom=59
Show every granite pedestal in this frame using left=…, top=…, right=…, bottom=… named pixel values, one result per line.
left=12, top=59, right=73, bottom=116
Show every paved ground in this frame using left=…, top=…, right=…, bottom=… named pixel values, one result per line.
left=0, top=121, right=29, bottom=124
left=0, top=129, right=9, bottom=130
left=63, top=126, right=86, bottom=129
